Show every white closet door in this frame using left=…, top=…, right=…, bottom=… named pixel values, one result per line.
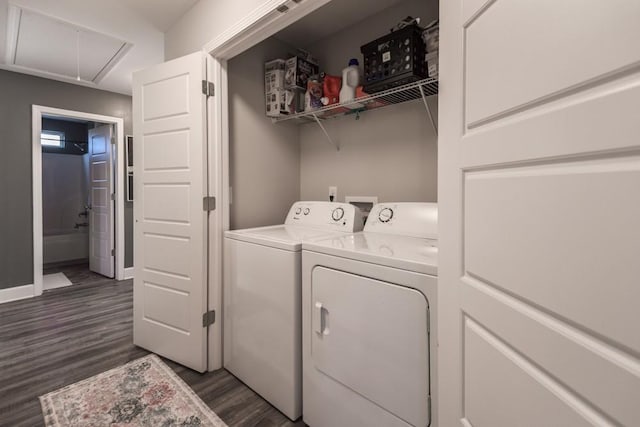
left=88, top=124, right=114, bottom=278
left=439, top=1, right=640, bottom=426
left=89, top=125, right=115, bottom=278
left=132, top=52, right=209, bottom=372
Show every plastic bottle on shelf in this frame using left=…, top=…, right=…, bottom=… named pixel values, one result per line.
left=339, top=58, right=361, bottom=109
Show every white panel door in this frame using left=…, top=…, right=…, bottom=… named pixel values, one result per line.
left=439, top=1, right=640, bottom=426
left=88, top=124, right=114, bottom=278
left=132, top=52, right=209, bottom=372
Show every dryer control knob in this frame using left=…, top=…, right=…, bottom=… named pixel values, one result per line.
left=379, top=207, right=394, bottom=223
left=303, top=208, right=310, bottom=215
left=295, top=207, right=302, bottom=215
left=332, top=207, right=344, bottom=221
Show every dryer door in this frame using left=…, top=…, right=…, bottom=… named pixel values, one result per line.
left=311, top=266, right=430, bottom=426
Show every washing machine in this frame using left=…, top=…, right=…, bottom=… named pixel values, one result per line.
left=223, top=201, right=364, bottom=420
left=302, top=202, right=438, bottom=427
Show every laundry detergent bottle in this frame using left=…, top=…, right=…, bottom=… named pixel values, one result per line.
left=339, top=58, right=360, bottom=107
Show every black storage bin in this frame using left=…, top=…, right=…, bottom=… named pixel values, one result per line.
left=360, top=24, right=426, bottom=94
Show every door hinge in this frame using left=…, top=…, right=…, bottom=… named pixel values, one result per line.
left=111, top=248, right=115, bottom=256
left=111, top=193, right=115, bottom=201
left=202, top=310, right=216, bottom=327
left=202, top=80, right=215, bottom=97
left=111, top=136, right=116, bottom=145
left=203, top=196, right=216, bottom=212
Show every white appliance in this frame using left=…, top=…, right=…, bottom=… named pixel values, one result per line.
left=223, top=201, right=364, bottom=420
left=302, top=202, right=438, bottom=427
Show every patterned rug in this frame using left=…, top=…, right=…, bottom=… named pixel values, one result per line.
left=39, top=354, right=227, bottom=427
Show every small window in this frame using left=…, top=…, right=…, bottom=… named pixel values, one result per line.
left=41, top=131, right=65, bottom=148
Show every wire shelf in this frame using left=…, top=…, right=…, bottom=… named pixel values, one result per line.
left=271, top=77, right=438, bottom=124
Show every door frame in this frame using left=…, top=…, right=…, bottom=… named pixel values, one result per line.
left=201, top=0, right=333, bottom=371
left=198, top=0, right=335, bottom=372
left=32, top=105, right=126, bottom=296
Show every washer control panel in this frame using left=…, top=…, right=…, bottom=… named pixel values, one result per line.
left=285, top=201, right=364, bottom=231
left=365, top=202, right=438, bottom=239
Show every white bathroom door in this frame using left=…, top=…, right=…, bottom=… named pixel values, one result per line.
left=132, top=52, right=211, bottom=372
left=439, top=1, right=640, bottom=426
left=88, top=124, right=115, bottom=278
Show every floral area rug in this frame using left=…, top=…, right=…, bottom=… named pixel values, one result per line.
left=39, top=354, right=227, bottom=427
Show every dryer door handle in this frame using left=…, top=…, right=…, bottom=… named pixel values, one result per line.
left=313, top=301, right=326, bottom=335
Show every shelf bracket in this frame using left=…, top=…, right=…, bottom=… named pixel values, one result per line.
left=311, top=113, right=339, bottom=151
left=419, top=85, right=438, bottom=136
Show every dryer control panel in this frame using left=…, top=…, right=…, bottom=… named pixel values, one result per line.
left=364, top=202, right=438, bottom=239
left=285, top=201, right=364, bottom=232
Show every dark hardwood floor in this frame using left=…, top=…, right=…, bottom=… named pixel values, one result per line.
left=0, top=264, right=305, bottom=427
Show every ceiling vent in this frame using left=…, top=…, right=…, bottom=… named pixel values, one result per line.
left=5, top=5, right=133, bottom=84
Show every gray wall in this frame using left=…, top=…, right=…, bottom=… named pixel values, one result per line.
left=299, top=100, right=438, bottom=203
left=0, top=69, right=133, bottom=289
left=228, top=38, right=301, bottom=229
left=165, top=0, right=266, bottom=60
left=299, top=0, right=438, bottom=203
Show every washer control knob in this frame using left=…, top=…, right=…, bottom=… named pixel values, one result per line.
left=379, top=207, right=394, bottom=223
left=303, top=208, right=310, bottom=215
left=332, top=207, right=345, bottom=221
left=295, top=207, right=302, bottom=215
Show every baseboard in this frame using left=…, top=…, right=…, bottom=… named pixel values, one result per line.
left=0, top=284, right=35, bottom=304
left=124, top=267, right=135, bottom=280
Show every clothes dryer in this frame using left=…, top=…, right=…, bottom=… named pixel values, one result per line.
left=302, top=202, right=438, bottom=427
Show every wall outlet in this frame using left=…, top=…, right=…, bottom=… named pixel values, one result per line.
left=328, top=186, right=337, bottom=202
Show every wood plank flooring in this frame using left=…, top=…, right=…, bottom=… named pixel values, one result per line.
left=0, top=264, right=305, bottom=427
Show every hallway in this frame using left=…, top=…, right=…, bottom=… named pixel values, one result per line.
left=0, top=276, right=303, bottom=427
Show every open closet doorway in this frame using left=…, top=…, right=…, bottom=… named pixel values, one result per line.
left=32, top=105, right=126, bottom=296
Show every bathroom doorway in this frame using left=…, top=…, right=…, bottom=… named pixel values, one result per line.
left=32, top=106, right=126, bottom=296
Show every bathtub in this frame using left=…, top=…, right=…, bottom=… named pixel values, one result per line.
left=43, top=229, right=89, bottom=265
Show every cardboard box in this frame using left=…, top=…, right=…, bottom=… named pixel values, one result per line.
left=425, top=51, right=439, bottom=78
left=423, top=21, right=439, bottom=52
left=284, top=56, right=319, bottom=90
left=265, top=59, right=289, bottom=117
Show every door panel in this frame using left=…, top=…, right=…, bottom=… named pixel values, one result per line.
left=133, top=52, right=208, bottom=372
left=88, top=125, right=114, bottom=278
left=464, top=318, right=602, bottom=427
left=439, top=1, right=640, bottom=426
left=465, top=157, right=640, bottom=353
left=462, top=276, right=640, bottom=427
left=464, top=0, right=640, bottom=126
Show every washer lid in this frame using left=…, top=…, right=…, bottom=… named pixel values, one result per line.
left=225, top=224, right=351, bottom=251
left=303, top=232, right=438, bottom=275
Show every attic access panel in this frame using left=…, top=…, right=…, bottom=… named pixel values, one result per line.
left=5, top=6, right=132, bottom=83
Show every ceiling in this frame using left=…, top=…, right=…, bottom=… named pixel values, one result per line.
left=0, top=0, right=197, bottom=94
left=119, top=0, right=198, bottom=32
left=275, top=0, right=407, bottom=47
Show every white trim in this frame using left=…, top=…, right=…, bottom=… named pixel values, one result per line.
left=204, top=0, right=332, bottom=60
left=4, top=5, right=21, bottom=64
left=124, top=267, right=135, bottom=280
left=32, top=105, right=126, bottom=298
left=0, top=64, right=131, bottom=96
left=200, top=0, right=335, bottom=372
left=0, top=284, right=35, bottom=304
